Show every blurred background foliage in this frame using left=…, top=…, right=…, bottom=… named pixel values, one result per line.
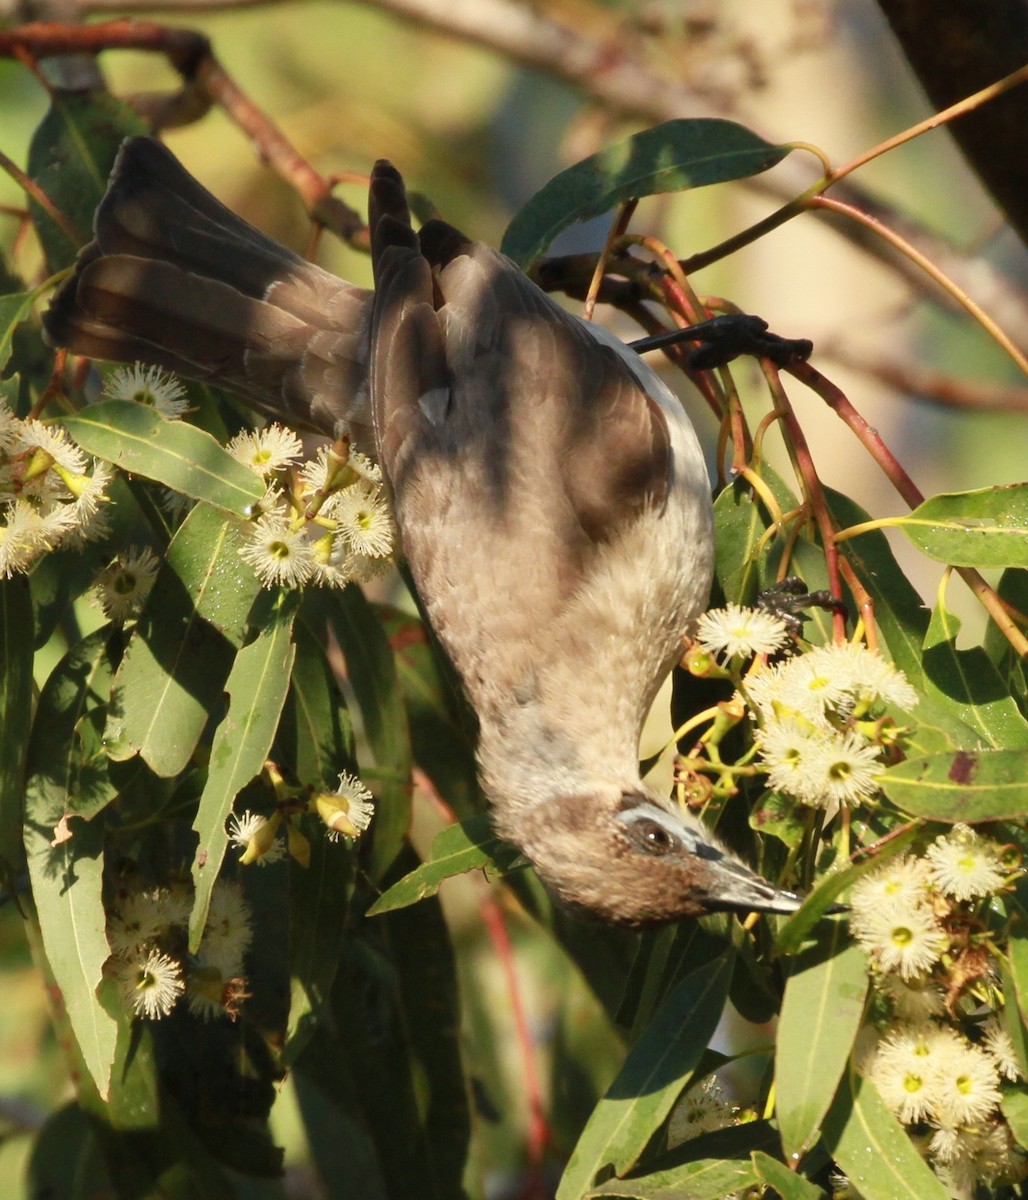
left=1, top=1, right=1028, bottom=1198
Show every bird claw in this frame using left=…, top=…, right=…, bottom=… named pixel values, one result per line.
left=756, top=575, right=848, bottom=640
left=629, top=313, right=813, bottom=369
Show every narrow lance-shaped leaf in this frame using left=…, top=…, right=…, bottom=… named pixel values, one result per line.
left=315, top=587, right=412, bottom=883
left=0, top=576, right=33, bottom=874
left=189, top=596, right=298, bottom=949
left=0, top=291, right=40, bottom=372
left=557, top=955, right=733, bottom=1200
left=776, top=925, right=869, bottom=1159
left=891, top=483, right=1028, bottom=568
left=63, top=401, right=265, bottom=517
left=584, top=1121, right=780, bottom=1199
left=368, top=813, right=524, bottom=916
left=751, top=1151, right=825, bottom=1200
left=502, top=118, right=792, bottom=268
left=106, top=503, right=261, bottom=776
left=24, top=628, right=119, bottom=1099
left=822, top=1069, right=949, bottom=1200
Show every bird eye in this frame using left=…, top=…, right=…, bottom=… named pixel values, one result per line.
left=635, top=819, right=676, bottom=855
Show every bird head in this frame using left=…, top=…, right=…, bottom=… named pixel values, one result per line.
left=511, top=790, right=803, bottom=927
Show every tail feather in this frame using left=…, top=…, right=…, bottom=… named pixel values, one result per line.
left=44, top=137, right=374, bottom=442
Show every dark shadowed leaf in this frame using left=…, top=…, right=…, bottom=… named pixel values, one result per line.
left=0, top=576, right=32, bottom=875
left=501, top=119, right=791, bottom=267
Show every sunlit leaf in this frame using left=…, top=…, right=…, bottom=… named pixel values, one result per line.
left=368, top=813, right=524, bottom=916
left=822, top=1069, right=949, bottom=1200
left=893, top=484, right=1028, bottom=568
left=921, top=597, right=1028, bottom=751
left=62, top=401, right=265, bottom=516
left=557, top=956, right=733, bottom=1199
left=24, top=628, right=119, bottom=1099
left=881, top=748, right=1028, bottom=820
left=106, top=503, right=261, bottom=776
left=189, top=596, right=297, bottom=949
left=584, top=1122, right=779, bottom=1198
left=0, top=291, right=38, bottom=372
left=776, top=925, right=868, bottom=1158
left=502, top=118, right=791, bottom=267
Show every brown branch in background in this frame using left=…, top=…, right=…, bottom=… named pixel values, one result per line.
left=0, top=20, right=368, bottom=248
left=821, top=342, right=1028, bottom=414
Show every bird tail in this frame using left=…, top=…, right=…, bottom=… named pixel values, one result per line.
left=44, top=136, right=374, bottom=440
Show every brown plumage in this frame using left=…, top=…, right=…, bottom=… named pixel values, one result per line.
left=45, top=139, right=803, bottom=925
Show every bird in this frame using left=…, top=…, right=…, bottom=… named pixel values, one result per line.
left=45, top=136, right=804, bottom=926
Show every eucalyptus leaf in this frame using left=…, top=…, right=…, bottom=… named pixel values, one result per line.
left=105, top=503, right=261, bottom=776
left=893, top=484, right=1028, bottom=568
left=0, top=576, right=32, bottom=875
left=24, top=628, right=119, bottom=1100
left=28, top=90, right=146, bottom=272
left=752, top=1151, right=826, bottom=1200
left=502, top=118, right=791, bottom=268
left=822, top=1070, right=949, bottom=1200
left=557, top=956, right=733, bottom=1199
left=881, top=749, right=1028, bottom=821
left=0, top=290, right=38, bottom=372
left=776, top=927, right=868, bottom=1159
left=62, top=402, right=265, bottom=516
left=189, top=596, right=298, bottom=950
left=584, top=1122, right=779, bottom=1198
left=367, top=813, right=523, bottom=916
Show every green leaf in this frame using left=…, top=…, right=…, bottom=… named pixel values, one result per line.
left=881, top=749, right=1028, bottom=820
left=285, top=615, right=354, bottom=789
left=27, top=90, right=147, bottom=273
left=584, top=1122, right=779, bottom=1198
left=776, top=926, right=868, bottom=1158
left=751, top=1151, right=826, bottom=1200
left=1001, top=1086, right=1028, bottom=1152
left=368, top=813, right=524, bottom=915
left=311, top=587, right=413, bottom=883
left=0, top=290, right=38, bottom=373
left=501, top=118, right=791, bottom=268
left=921, top=596, right=1028, bottom=750
left=714, top=470, right=799, bottom=605
left=325, top=871, right=469, bottom=1199
left=189, top=596, right=298, bottom=950
left=0, top=577, right=32, bottom=875
left=1005, top=930, right=1028, bottom=1038
left=24, top=628, right=119, bottom=1100
left=822, top=1070, right=949, bottom=1200
left=106, top=503, right=261, bottom=775
left=62, top=402, right=265, bottom=516
left=892, top=484, right=1028, bottom=568
left=557, top=955, right=733, bottom=1199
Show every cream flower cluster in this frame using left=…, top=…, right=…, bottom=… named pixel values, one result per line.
left=0, top=400, right=112, bottom=577
left=106, top=880, right=253, bottom=1021
left=228, top=770, right=375, bottom=867
left=747, top=639, right=918, bottom=810
left=850, top=828, right=1026, bottom=1195
left=230, top=427, right=395, bottom=590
